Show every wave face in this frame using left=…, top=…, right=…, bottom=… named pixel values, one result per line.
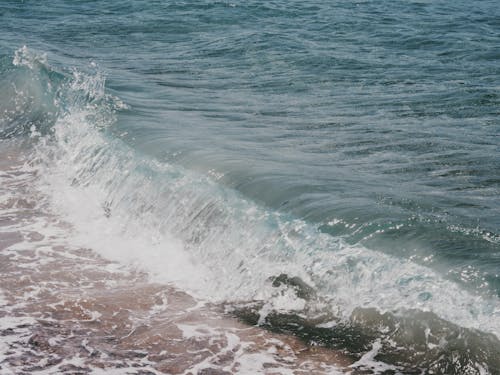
left=1, top=0, right=499, bottom=373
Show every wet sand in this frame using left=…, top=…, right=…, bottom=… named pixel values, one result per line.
left=0, top=144, right=354, bottom=374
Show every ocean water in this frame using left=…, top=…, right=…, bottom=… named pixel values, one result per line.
left=0, top=0, right=499, bottom=373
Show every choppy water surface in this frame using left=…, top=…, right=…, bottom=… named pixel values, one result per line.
left=0, top=0, right=499, bottom=373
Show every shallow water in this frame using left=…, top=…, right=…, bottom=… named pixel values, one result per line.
left=0, top=0, right=499, bottom=373
left=0, top=143, right=353, bottom=374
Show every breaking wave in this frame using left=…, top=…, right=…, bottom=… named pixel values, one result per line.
left=2, top=46, right=500, bottom=373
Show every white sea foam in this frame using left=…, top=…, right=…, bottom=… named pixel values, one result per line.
left=349, top=339, right=401, bottom=373
left=35, top=125, right=500, bottom=340
left=38, top=168, right=210, bottom=293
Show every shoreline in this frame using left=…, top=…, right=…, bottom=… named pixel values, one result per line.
left=0, top=143, right=353, bottom=374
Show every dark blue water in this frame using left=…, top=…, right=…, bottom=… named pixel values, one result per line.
left=1, top=1, right=499, bottom=373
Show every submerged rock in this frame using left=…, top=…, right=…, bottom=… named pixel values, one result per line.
left=270, top=273, right=317, bottom=301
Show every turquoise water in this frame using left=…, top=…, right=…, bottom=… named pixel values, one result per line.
left=1, top=1, right=499, bottom=373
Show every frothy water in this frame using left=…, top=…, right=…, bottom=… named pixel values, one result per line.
left=0, top=140, right=350, bottom=374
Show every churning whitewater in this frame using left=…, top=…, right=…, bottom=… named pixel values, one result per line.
left=1, top=0, right=500, bottom=374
